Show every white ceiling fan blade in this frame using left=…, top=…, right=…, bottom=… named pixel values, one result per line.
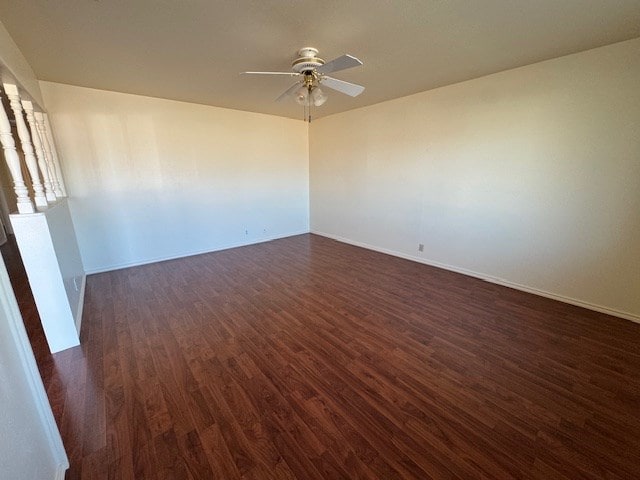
left=275, top=82, right=303, bottom=102
left=320, top=76, right=365, bottom=97
left=316, top=54, right=363, bottom=75
left=241, top=71, right=300, bottom=76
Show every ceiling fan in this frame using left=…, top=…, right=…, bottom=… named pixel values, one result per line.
left=241, top=47, right=364, bottom=115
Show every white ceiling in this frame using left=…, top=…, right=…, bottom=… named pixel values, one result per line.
left=1, top=1, right=639, bottom=120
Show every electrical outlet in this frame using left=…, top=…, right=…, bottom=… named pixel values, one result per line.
left=418, top=244, right=424, bottom=252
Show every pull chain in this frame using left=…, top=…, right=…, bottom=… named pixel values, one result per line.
left=308, top=84, right=312, bottom=123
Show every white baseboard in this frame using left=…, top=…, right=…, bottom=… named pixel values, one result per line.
left=75, top=274, right=86, bottom=333
left=85, top=229, right=310, bottom=275
left=312, top=230, right=640, bottom=324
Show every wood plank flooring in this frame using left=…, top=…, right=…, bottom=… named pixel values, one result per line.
left=4, top=233, right=640, bottom=479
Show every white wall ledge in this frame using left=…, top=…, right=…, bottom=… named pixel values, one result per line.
left=10, top=198, right=85, bottom=353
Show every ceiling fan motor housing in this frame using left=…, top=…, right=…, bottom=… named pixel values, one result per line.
left=292, top=47, right=325, bottom=73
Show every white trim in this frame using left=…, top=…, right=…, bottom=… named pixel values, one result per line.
left=54, top=464, right=68, bottom=480
left=84, top=229, right=310, bottom=274
left=312, top=230, right=640, bottom=324
left=75, top=274, right=86, bottom=333
left=0, top=254, right=69, bottom=476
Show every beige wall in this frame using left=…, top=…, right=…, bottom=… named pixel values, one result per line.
left=310, top=38, right=640, bottom=320
left=41, top=82, right=309, bottom=273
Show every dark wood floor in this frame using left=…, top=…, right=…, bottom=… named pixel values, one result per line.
left=3, top=234, right=640, bottom=479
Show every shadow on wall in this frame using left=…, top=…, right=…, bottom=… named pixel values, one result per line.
left=42, top=82, right=310, bottom=273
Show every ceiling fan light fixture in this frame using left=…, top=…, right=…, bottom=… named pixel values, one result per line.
left=311, top=87, right=327, bottom=106
left=294, top=85, right=309, bottom=105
